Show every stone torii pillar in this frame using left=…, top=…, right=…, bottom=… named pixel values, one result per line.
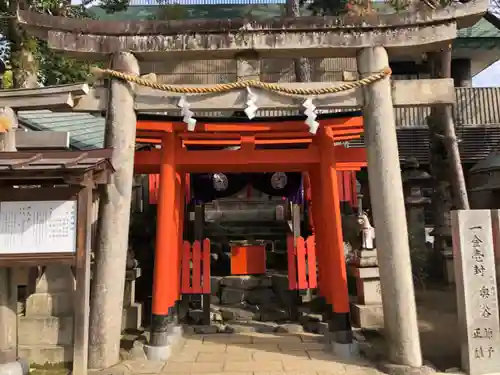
left=89, top=51, right=140, bottom=369
left=357, top=47, right=423, bottom=369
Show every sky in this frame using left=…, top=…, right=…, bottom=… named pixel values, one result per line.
left=472, top=61, right=500, bottom=87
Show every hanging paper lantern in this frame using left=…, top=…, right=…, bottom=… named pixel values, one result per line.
left=270, top=172, right=288, bottom=190
left=191, top=173, right=249, bottom=203
left=213, top=173, right=229, bottom=192
left=250, top=172, right=302, bottom=199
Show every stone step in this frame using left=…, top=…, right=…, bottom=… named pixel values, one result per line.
left=19, top=345, right=73, bottom=366
left=19, top=316, right=73, bottom=346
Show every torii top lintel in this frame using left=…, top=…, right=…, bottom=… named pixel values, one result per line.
left=133, top=112, right=368, bottom=174
left=17, top=0, right=487, bottom=60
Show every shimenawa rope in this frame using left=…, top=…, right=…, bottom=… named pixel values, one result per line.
left=90, top=66, right=392, bottom=97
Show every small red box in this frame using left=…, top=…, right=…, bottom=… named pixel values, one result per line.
left=230, top=245, right=266, bottom=275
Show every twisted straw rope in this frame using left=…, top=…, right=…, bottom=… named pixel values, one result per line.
left=91, top=66, right=392, bottom=96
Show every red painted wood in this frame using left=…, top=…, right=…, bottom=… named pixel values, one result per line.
left=296, top=236, right=308, bottom=290
left=181, top=241, right=192, bottom=293
left=287, top=235, right=298, bottom=290
left=185, top=173, right=191, bottom=205
left=192, top=241, right=202, bottom=293
left=351, top=172, right=358, bottom=207
left=202, top=238, right=211, bottom=294
left=149, top=174, right=160, bottom=204
left=306, top=235, right=318, bottom=289
left=342, top=172, right=352, bottom=204
left=336, top=171, right=344, bottom=201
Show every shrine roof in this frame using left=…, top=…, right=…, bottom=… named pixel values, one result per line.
left=470, top=151, right=500, bottom=173
left=0, top=149, right=115, bottom=183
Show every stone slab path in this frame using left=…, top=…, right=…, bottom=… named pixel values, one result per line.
left=113, top=332, right=386, bottom=375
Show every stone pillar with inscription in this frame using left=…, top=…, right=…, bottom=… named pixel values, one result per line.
left=452, top=210, right=500, bottom=375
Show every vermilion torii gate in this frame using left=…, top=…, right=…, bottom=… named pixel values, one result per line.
left=134, top=112, right=367, bottom=345
left=14, top=1, right=487, bottom=370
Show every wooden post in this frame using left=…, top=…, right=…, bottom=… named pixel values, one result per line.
left=89, top=52, right=139, bottom=369
left=316, top=129, right=353, bottom=353
left=307, top=169, right=329, bottom=304
left=176, top=173, right=186, bottom=300
left=150, top=131, right=179, bottom=352
left=357, top=47, right=422, bottom=367
left=73, top=180, right=93, bottom=375
left=290, top=200, right=304, bottom=314
left=194, top=203, right=210, bottom=325
left=0, top=107, right=18, bottom=365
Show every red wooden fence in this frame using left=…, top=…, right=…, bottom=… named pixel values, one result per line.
left=181, top=239, right=211, bottom=294
left=336, top=171, right=358, bottom=207
left=287, top=235, right=317, bottom=290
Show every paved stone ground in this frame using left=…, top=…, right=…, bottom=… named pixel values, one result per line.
left=113, top=332, right=385, bottom=375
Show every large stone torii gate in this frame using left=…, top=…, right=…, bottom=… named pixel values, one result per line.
left=11, top=1, right=487, bottom=373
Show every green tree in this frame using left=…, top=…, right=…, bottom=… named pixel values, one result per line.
left=149, top=1, right=188, bottom=20
left=0, top=0, right=118, bottom=89
left=300, top=0, right=348, bottom=15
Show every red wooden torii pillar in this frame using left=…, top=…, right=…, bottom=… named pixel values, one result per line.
left=133, top=113, right=367, bottom=347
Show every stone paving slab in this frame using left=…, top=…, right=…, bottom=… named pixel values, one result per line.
left=112, top=332, right=386, bottom=375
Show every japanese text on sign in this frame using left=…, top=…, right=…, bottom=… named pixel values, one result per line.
left=0, top=200, right=77, bottom=254
left=468, top=224, right=498, bottom=365
left=452, top=210, right=500, bottom=375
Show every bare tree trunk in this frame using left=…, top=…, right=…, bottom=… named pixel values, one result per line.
left=429, top=48, right=469, bottom=210
left=427, top=47, right=469, bottom=280
left=8, top=0, right=38, bottom=89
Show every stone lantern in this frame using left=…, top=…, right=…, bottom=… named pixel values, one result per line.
left=402, top=157, right=431, bottom=258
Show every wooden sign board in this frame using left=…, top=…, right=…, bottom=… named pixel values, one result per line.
left=0, top=187, right=81, bottom=266
left=0, top=200, right=77, bottom=254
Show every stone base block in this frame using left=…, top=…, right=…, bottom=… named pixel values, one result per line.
left=25, top=293, right=74, bottom=317
left=350, top=303, right=384, bottom=329
left=19, top=316, right=73, bottom=346
left=145, top=325, right=183, bottom=361
left=330, top=340, right=360, bottom=358
left=144, top=344, right=172, bottom=361
left=122, top=303, right=143, bottom=331
left=19, top=345, right=72, bottom=367
left=323, top=332, right=360, bottom=359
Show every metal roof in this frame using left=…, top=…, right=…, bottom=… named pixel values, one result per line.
left=18, top=110, right=105, bottom=150
left=342, top=126, right=500, bottom=164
